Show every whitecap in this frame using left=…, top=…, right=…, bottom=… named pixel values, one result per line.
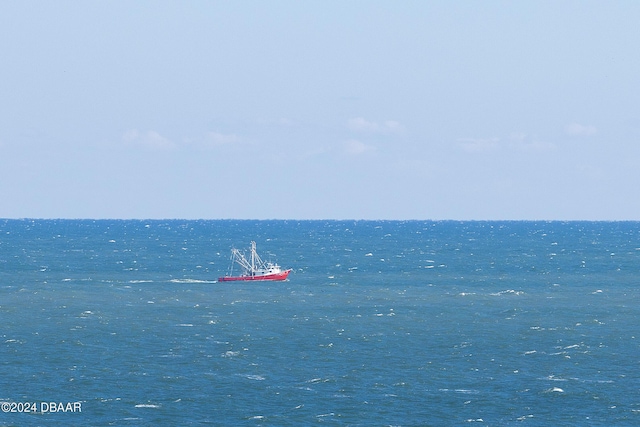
left=439, top=388, right=479, bottom=394
left=455, top=389, right=479, bottom=394
left=491, top=290, right=524, bottom=296
left=135, top=404, right=161, bottom=408
left=544, top=375, right=567, bottom=381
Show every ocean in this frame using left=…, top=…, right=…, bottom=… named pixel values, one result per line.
left=1, top=220, right=639, bottom=426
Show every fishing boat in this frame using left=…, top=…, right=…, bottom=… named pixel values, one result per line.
left=218, top=241, right=291, bottom=282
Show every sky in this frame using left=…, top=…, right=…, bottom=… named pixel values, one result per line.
left=1, top=1, right=639, bottom=220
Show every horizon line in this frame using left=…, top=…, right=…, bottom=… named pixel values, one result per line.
left=2, top=217, right=640, bottom=223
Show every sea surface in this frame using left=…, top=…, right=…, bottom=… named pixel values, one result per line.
left=1, top=220, right=639, bottom=426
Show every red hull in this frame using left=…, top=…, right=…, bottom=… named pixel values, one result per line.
left=218, top=269, right=291, bottom=282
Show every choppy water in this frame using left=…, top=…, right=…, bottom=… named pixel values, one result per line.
left=1, top=220, right=639, bottom=425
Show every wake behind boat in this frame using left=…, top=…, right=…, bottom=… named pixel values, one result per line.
left=218, top=241, right=291, bottom=282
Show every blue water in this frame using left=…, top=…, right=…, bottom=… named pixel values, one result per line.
left=1, top=220, right=639, bottom=426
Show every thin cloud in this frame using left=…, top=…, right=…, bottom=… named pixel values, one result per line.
left=123, top=129, right=176, bottom=150
left=344, top=139, right=376, bottom=155
left=255, top=117, right=295, bottom=126
left=348, top=117, right=404, bottom=133
left=205, top=132, right=241, bottom=146
left=457, top=137, right=500, bottom=153
left=458, top=134, right=555, bottom=153
left=509, top=132, right=556, bottom=152
left=565, top=123, right=597, bottom=136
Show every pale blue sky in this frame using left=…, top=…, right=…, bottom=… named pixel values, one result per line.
left=1, top=1, right=639, bottom=220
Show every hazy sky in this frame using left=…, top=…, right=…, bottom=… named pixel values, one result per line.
left=2, top=1, right=639, bottom=220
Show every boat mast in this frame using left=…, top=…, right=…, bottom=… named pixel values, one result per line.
left=230, top=247, right=252, bottom=275
left=250, top=241, right=257, bottom=274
